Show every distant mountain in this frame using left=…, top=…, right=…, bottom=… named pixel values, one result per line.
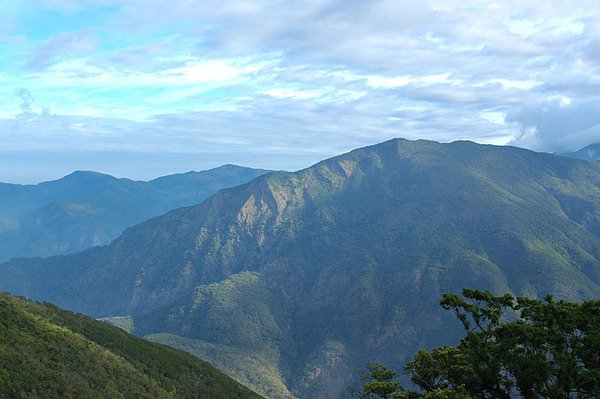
left=0, top=165, right=270, bottom=262
left=0, top=292, right=263, bottom=398
left=2, top=139, right=600, bottom=398
left=559, top=143, right=600, bottom=161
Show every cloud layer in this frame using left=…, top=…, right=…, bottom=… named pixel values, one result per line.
left=1, top=0, right=599, bottom=182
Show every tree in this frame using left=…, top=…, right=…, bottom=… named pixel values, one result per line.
left=357, top=363, right=405, bottom=399
left=358, top=290, right=600, bottom=399
left=438, top=290, right=600, bottom=398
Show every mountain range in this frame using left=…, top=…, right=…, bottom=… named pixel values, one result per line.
left=0, top=292, right=263, bottom=398
left=559, top=143, right=600, bottom=161
left=2, top=138, right=600, bottom=398
left=0, top=165, right=270, bottom=263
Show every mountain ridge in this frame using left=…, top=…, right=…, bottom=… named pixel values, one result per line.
left=0, top=292, right=264, bottom=398
left=3, top=138, right=600, bottom=398
left=559, top=143, right=600, bottom=161
left=0, top=164, right=271, bottom=262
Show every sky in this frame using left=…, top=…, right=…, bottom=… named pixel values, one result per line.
left=1, top=0, right=599, bottom=183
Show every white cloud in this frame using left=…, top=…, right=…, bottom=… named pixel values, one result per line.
left=478, top=111, right=506, bottom=125
left=1, top=0, right=600, bottom=182
left=25, top=30, right=99, bottom=70
left=477, top=79, right=540, bottom=90
left=507, top=98, right=600, bottom=152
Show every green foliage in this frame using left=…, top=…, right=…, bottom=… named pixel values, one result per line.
left=147, top=333, right=296, bottom=399
left=358, top=363, right=404, bottom=399
left=436, top=290, right=600, bottom=398
left=404, top=347, right=473, bottom=393
left=363, top=290, right=600, bottom=399
left=421, top=387, right=472, bottom=399
left=98, top=315, right=135, bottom=333
left=356, top=362, right=472, bottom=399
left=0, top=293, right=263, bottom=399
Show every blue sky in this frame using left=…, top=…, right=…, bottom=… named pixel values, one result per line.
left=1, top=0, right=600, bottom=183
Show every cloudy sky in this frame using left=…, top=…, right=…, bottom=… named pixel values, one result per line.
left=1, top=0, right=599, bottom=183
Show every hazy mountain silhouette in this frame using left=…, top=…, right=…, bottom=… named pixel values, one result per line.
left=0, top=165, right=270, bottom=262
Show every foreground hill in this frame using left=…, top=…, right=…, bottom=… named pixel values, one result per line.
left=0, top=165, right=269, bottom=262
left=0, top=292, right=263, bottom=398
left=2, top=139, right=600, bottom=398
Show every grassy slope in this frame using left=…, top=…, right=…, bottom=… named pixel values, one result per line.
left=0, top=293, right=263, bottom=399
left=146, top=333, right=295, bottom=399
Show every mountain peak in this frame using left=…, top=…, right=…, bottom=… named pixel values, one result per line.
left=3, top=138, right=600, bottom=399
left=64, top=170, right=115, bottom=179
left=50, top=170, right=118, bottom=186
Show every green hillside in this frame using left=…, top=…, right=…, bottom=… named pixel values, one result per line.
left=2, top=139, right=600, bottom=398
left=0, top=292, right=263, bottom=399
left=0, top=165, right=270, bottom=262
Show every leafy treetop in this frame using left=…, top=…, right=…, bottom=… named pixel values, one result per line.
left=357, top=289, right=600, bottom=399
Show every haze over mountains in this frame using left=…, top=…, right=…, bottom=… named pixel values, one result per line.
left=2, top=138, right=600, bottom=398
left=0, top=165, right=270, bottom=263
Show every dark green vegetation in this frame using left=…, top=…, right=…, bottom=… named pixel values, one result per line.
left=0, top=165, right=269, bottom=262
left=0, top=292, right=263, bottom=399
left=2, top=139, right=600, bottom=398
left=357, top=290, right=600, bottom=399
left=560, top=143, right=600, bottom=161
